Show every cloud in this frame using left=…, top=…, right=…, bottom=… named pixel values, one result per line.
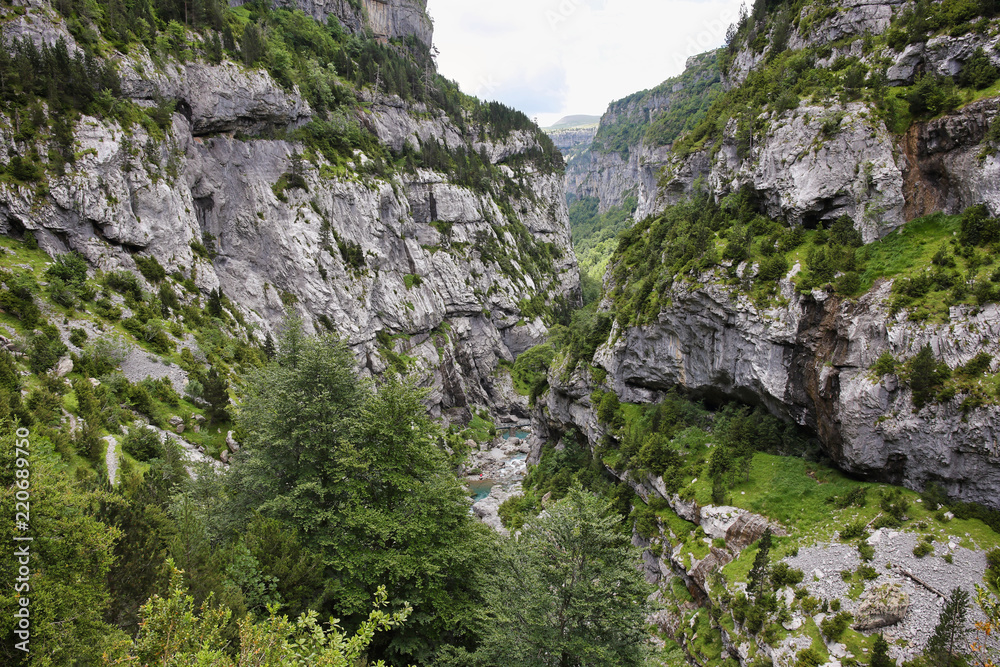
left=427, top=0, right=745, bottom=125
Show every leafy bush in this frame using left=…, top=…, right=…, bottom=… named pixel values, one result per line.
left=103, top=270, right=144, bottom=300
left=596, top=391, right=623, bottom=428
left=959, top=48, right=999, bottom=89
left=907, top=74, right=960, bottom=116
left=840, top=519, right=868, bottom=541
left=857, top=565, right=879, bottom=580
left=511, top=344, right=555, bottom=400
left=987, top=547, right=1000, bottom=577
left=29, top=327, right=67, bottom=374
left=959, top=204, right=1000, bottom=247
left=69, top=328, right=87, bottom=347
left=121, top=426, right=161, bottom=462
left=80, top=336, right=130, bottom=377
left=46, top=251, right=89, bottom=284
left=134, top=255, right=166, bottom=283
left=820, top=611, right=853, bottom=641
left=772, top=562, right=805, bottom=587
left=913, top=541, right=934, bottom=558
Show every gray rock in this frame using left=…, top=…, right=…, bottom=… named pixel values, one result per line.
left=854, top=583, right=910, bottom=631
left=53, top=356, right=73, bottom=378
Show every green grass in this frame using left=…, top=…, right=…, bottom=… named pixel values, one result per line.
left=857, top=213, right=960, bottom=289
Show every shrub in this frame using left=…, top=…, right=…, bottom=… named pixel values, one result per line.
left=800, top=596, right=820, bottom=615
left=103, top=270, right=144, bottom=300
left=134, top=255, right=166, bottom=283
left=956, top=352, right=993, bottom=379
left=758, top=254, right=790, bottom=282
left=46, top=251, right=89, bottom=284
left=772, top=562, right=805, bottom=587
left=840, top=519, right=868, bottom=541
left=596, top=391, right=622, bottom=427
left=69, top=328, right=87, bottom=347
left=907, top=74, right=960, bottom=116
left=29, top=329, right=67, bottom=374
left=80, top=336, right=130, bottom=377
left=913, top=541, right=934, bottom=558
left=820, top=611, right=853, bottom=641
left=858, top=542, right=875, bottom=562
left=795, top=647, right=824, bottom=667
left=959, top=204, right=1000, bottom=247
left=985, top=547, right=1000, bottom=576
left=121, top=426, right=161, bottom=462
left=959, top=48, right=999, bottom=89
left=857, top=565, right=879, bottom=580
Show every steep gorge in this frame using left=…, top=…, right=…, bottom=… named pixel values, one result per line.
left=537, top=0, right=1000, bottom=510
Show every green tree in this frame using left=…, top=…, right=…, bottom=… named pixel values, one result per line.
left=871, top=634, right=892, bottom=667
left=228, top=321, right=489, bottom=663
left=201, top=366, right=230, bottom=424
left=104, top=562, right=410, bottom=666
left=476, top=486, right=652, bottom=667
left=927, top=587, right=971, bottom=667
left=959, top=48, right=999, bottom=90
left=907, top=344, right=950, bottom=410
left=747, top=528, right=773, bottom=601
left=0, top=431, right=128, bottom=665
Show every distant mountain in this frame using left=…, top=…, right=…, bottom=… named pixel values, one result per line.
left=544, top=115, right=601, bottom=131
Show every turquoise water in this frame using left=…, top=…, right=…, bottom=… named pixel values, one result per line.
left=468, top=479, right=494, bottom=503
left=467, top=448, right=530, bottom=504
left=501, top=430, right=529, bottom=440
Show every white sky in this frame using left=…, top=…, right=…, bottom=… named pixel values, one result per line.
left=425, top=0, right=746, bottom=127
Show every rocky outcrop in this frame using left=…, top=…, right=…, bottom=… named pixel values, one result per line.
left=546, top=127, right=597, bottom=154
left=902, top=97, right=1000, bottom=219
left=586, top=274, right=1000, bottom=508
left=267, top=0, right=433, bottom=48
left=711, top=101, right=908, bottom=242
left=118, top=51, right=312, bottom=136
left=569, top=52, right=721, bottom=218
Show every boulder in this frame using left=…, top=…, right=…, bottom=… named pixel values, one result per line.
left=226, top=430, right=240, bottom=453
left=853, top=583, right=910, bottom=631
left=53, top=356, right=73, bottom=378
left=168, top=416, right=185, bottom=434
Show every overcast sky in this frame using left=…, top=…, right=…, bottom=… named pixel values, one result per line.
left=425, top=0, right=745, bottom=127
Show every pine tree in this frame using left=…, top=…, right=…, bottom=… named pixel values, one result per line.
left=927, top=587, right=970, bottom=667
left=870, top=633, right=891, bottom=667
left=201, top=367, right=229, bottom=425
left=747, top=528, right=773, bottom=601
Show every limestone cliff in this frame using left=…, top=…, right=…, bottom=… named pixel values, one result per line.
left=269, top=0, right=434, bottom=48
left=0, top=0, right=578, bottom=424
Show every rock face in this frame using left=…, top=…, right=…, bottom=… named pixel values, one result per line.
left=0, top=0, right=578, bottom=425
left=596, top=276, right=1000, bottom=507
left=267, top=0, right=434, bottom=48
left=902, top=97, right=1000, bottom=220
left=709, top=102, right=908, bottom=243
